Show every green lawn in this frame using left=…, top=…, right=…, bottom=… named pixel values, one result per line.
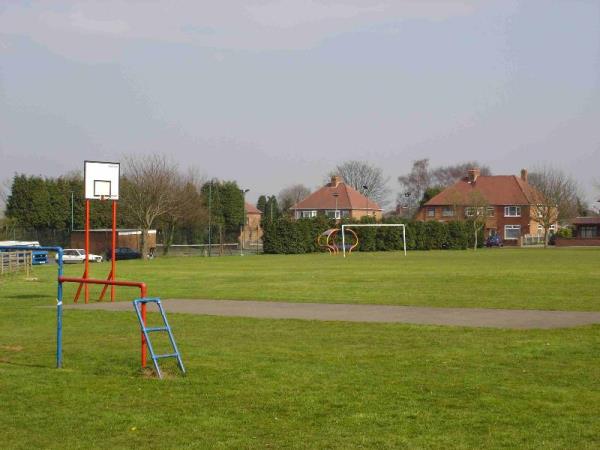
left=8, top=247, right=600, bottom=310
left=1, top=249, right=599, bottom=448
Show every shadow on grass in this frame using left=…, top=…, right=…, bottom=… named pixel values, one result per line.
left=0, top=359, right=50, bottom=369
left=3, top=294, right=54, bottom=299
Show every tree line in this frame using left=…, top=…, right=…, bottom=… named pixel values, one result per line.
left=2, top=155, right=248, bottom=258
left=2, top=154, right=589, bottom=253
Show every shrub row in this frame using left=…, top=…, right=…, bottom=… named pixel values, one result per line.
left=262, top=216, right=483, bottom=254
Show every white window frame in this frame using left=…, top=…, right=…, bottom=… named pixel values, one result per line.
left=427, top=207, right=435, bottom=217
left=504, top=224, right=521, bottom=240
left=301, top=210, right=317, bottom=218
left=486, top=207, right=495, bottom=217
left=504, top=206, right=521, bottom=217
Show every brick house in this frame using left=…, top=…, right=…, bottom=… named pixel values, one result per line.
left=416, top=168, right=553, bottom=245
left=291, top=176, right=382, bottom=221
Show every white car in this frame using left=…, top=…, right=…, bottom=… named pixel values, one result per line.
left=55, top=249, right=103, bottom=264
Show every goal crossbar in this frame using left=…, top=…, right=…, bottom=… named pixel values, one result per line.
left=341, top=224, right=407, bottom=258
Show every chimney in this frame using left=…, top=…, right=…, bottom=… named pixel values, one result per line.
left=330, top=175, right=341, bottom=187
left=520, top=169, right=528, bottom=183
left=467, top=168, right=480, bottom=183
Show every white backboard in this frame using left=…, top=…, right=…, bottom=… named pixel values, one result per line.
left=84, top=161, right=120, bottom=200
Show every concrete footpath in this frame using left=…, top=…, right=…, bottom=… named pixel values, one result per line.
left=65, top=299, right=600, bottom=329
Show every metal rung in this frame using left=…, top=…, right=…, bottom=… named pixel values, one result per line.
left=144, top=326, right=168, bottom=332
left=154, top=353, right=178, bottom=359
left=133, top=297, right=186, bottom=379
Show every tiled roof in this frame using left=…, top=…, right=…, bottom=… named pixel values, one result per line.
left=245, top=202, right=262, bottom=215
left=291, top=181, right=381, bottom=211
left=572, top=216, right=600, bottom=225
left=425, top=175, right=540, bottom=206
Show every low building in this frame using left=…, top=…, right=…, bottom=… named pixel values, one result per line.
left=290, top=176, right=382, bottom=220
left=416, top=168, right=554, bottom=245
left=555, top=217, right=600, bottom=246
left=70, top=229, right=156, bottom=256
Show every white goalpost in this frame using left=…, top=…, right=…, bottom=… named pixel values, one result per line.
left=341, top=224, right=407, bottom=258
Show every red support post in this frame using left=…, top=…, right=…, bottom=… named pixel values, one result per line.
left=111, top=200, right=117, bottom=301
left=84, top=200, right=90, bottom=303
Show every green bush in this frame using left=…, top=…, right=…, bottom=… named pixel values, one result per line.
left=262, top=216, right=474, bottom=254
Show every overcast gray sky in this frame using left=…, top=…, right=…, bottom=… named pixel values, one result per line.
left=1, top=0, right=599, bottom=207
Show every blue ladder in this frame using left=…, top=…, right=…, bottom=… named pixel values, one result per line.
left=133, top=298, right=186, bottom=379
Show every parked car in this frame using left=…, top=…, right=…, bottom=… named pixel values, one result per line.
left=0, top=241, right=49, bottom=264
left=107, top=247, right=142, bottom=261
left=485, top=235, right=503, bottom=248
left=55, top=249, right=103, bottom=264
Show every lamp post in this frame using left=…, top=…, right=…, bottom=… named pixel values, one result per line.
left=362, top=185, right=369, bottom=219
left=207, top=181, right=212, bottom=257
left=332, top=192, right=340, bottom=221
left=240, top=188, right=249, bottom=256
left=70, top=191, right=74, bottom=231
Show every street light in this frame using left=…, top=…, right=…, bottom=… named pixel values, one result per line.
left=362, top=185, right=369, bottom=219
left=240, top=188, right=250, bottom=256
left=332, top=192, right=340, bottom=221
left=207, top=181, right=213, bottom=257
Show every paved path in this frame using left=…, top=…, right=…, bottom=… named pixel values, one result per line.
left=65, top=299, right=600, bottom=329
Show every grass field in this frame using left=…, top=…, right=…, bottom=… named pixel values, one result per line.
left=7, top=247, right=600, bottom=310
left=1, top=249, right=599, bottom=448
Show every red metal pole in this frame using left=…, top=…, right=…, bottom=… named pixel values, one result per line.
left=111, top=200, right=117, bottom=302
left=84, top=199, right=90, bottom=304
left=140, top=283, right=147, bottom=368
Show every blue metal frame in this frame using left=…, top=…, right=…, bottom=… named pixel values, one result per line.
left=132, top=298, right=186, bottom=379
left=0, top=245, right=64, bottom=368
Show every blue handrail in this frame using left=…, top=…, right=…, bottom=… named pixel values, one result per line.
left=0, top=246, right=64, bottom=368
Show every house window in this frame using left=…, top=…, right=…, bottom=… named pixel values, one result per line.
left=504, top=206, right=521, bottom=217
left=504, top=225, right=521, bottom=240
left=325, top=210, right=342, bottom=219
left=427, top=207, right=435, bottom=217
left=580, top=226, right=596, bottom=238
left=538, top=224, right=557, bottom=234
left=442, top=207, right=454, bottom=217
left=486, top=207, right=495, bottom=217
left=301, top=210, right=317, bottom=218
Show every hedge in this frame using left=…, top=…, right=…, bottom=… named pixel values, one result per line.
left=262, top=216, right=483, bottom=254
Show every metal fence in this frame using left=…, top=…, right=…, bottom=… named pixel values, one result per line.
left=521, top=235, right=546, bottom=246
left=0, top=250, right=33, bottom=276
left=155, top=241, right=263, bottom=257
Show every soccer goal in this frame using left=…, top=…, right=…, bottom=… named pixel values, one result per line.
left=341, top=224, right=407, bottom=258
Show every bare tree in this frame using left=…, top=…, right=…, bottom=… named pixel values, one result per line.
left=398, top=159, right=492, bottom=217
left=158, top=169, right=207, bottom=255
left=464, top=191, right=492, bottom=251
left=432, top=162, right=491, bottom=187
left=120, top=155, right=180, bottom=259
left=278, top=184, right=311, bottom=213
left=328, top=160, right=390, bottom=207
left=397, top=159, right=432, bottom=217
left=528, top=166, right=578, bottom=247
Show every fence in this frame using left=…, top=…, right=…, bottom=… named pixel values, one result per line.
left=156, top=242, right=263, bottom=257
left=0, top=250, right=33, bottom=276
left=521, top=235, right=545, bottom=246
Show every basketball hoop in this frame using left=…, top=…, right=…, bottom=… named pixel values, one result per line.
left=84, top=161, right=120, bottom=201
